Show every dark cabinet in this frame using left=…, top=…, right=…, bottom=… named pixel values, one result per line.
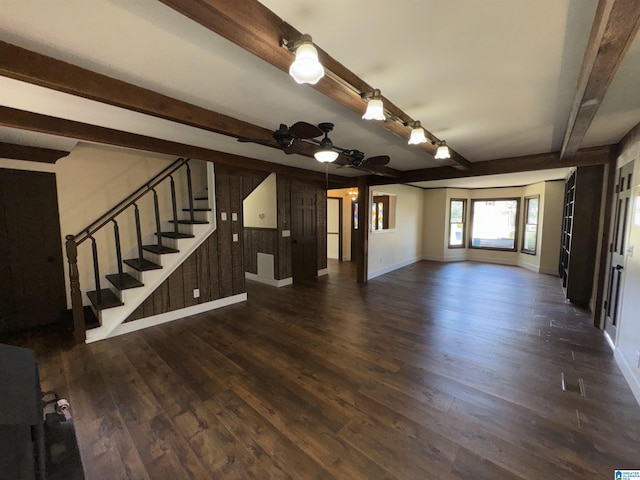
left=559, top=165, right=604, bottom=306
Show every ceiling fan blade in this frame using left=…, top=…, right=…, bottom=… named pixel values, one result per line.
left=365, top=155, right=390, bottom=166
left=289, top=121, right=323, bottom=139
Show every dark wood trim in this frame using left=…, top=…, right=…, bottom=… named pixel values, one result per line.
left=356, top=176, right=369, bottom=283
left=157, top=0, right=471, bottom=170
left=0, top=40, right=271, bottom=143
left=560, top=0, right=640, bottom=159
left=593, top=157, right=617, bottom=327
left=0, top=106, right=350, bottom=187
left=370, top=145, right=615, bottom=186
left=0, top=41, right=398, bottom=177
left=0, top=141, right=69, bottom=163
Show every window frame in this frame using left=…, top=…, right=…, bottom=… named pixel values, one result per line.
left=521, top=195, right=540, bottom=255
left=469, top=197, right=521, bottom=252
left=448, top=198, right=467, bottom=249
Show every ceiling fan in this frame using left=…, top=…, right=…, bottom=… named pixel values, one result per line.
left=238, top=121, right=392, bottom=174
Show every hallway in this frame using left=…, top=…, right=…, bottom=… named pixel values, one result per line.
left=4, top=260, right=640, bottom=478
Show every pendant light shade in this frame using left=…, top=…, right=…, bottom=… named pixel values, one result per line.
left=362, top=90, right=385, bottom=121
left=408, top=122, right=428, bottom=145
left=434, top=141, right=451, bottom=160
left=288, top=35, right=325, bottom=85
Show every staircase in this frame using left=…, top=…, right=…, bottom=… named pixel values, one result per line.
left=65, top=158, right=216, bottom=343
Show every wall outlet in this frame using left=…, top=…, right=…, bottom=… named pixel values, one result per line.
left=232, top=212, right=238, bottom=221
left=233, top=233, right=238, bottom=242
left=221, top=212, right=227, bottom=221
left=193, top=288, right=200, bottom=298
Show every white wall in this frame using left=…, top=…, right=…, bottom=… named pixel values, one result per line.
left=422, top=189, right=447, bottom=261
left=368, top=184, right=423, bottom=279
left=243, top=173, right=277, bottom=228
left=421, top=182, right=563, bottom=273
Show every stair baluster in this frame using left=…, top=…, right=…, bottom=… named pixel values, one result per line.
left=152, top=188, right=163, bottom=250
left=112, top=219, right=124, bottom=280
left=89, top=234, right=102, bottom=306
left=134, top=203, right=144, bottom=262
left=186, top=162, right=195, bottom=222
left=170, top=175, right=179, bottom=235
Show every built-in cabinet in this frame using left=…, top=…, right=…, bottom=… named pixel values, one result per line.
left=559, top=165, right=603, bottom=306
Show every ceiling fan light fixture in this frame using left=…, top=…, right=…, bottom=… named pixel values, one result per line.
left=408, top=122, right=428, bottom=145
left=361, top=89, right=385, bottom=121
left=288, top=34, right=325, bottom=85
left=434, top=140, right=451, bottom=160
left=314, top=135, right=338, bottom=163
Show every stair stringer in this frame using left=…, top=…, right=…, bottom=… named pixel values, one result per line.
left=86, top=162, right=217, bottom=343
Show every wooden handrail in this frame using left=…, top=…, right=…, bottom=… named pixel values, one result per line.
left=65, top=156, right=190, bottom=343
left=71, top=157, right=189, bottom=245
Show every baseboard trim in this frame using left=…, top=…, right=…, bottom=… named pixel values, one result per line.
left=614, top=348, right=640, bottom=407
left=368, top=257, right=420, bottom=280
left=604, top=330, right=616, bottom=351
left=318, top=268, right=329, bottom=277
left=103, top=293, right=248, bottom=341
left=245, top=272, right=293, bottom=287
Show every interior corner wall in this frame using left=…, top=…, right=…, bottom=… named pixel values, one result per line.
left=539, top=181, right=564, bottom=275
left=422, top=188, right=447, bottom=261
left=243, top=173, right=277, bottom=228
left=368, top=183, right=423, bottom=279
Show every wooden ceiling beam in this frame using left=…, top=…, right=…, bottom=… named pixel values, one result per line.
left=0, top=106, right=350, bottom=187
left=158, top=0, right=471, bottom=170
left=370, top=145, right=615, bottom=186
left=560, top=0, right=640, bottom=159
left=0, top=40, right=398, bottom=178
left=0, top=141, right=69, bottom=163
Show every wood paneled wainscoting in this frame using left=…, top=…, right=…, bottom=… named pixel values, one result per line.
left=3, top=260, right=639, bottom=479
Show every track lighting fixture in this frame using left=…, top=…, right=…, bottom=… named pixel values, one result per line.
left=361, top=89, right=385, bottom=121
left=408, top=121, right=428, bottom=145
left=314, top=122, right=339, bottom=163
left=434, top=140, right=451, bottom=160
left=287, top=34, right=325, bottom=85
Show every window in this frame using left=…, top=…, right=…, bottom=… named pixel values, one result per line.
left=470, top=198, right=520, bottom=250
left=522, top=195, right=539, bottom=254
left=370, top=193, right=396, bottom=231
left=448, top=199, right=466, bottom=248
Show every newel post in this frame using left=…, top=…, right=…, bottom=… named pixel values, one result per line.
left=65, top=235, right=86, bottom=344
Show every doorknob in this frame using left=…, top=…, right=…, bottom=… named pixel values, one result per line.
left=615, top=264, right=624, bottom=271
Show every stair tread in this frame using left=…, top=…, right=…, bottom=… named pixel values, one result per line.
left=142, top=244, right=180, bottom=254
left=194, top=196, right=208, bottom=201
left=123, top=258, right=163, bottom=271
left=157, top=231, right=195, bottom=239
left=181, top=208, right=211, bottom=212
left=83, top=306, right=100, bottom=330
left=106, top=272, right=144, bottom=290
left=86, top=289, right=124, bottom=311
left=169, top=219, right=209, bottom=225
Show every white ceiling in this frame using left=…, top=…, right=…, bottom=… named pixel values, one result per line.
left=0, top=0, right=638, bottom=184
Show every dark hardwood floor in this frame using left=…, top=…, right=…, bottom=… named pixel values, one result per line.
left=3, top=260, right=640, bottom=479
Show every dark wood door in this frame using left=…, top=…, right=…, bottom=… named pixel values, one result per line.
left=0, top=168, right=66, bottom=334
left=291, top=189, right=317, bottom=282
left=605, top=161, right=634, bottom=341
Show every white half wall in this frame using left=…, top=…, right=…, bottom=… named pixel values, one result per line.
left=368, top=184, right=423, bottom=279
